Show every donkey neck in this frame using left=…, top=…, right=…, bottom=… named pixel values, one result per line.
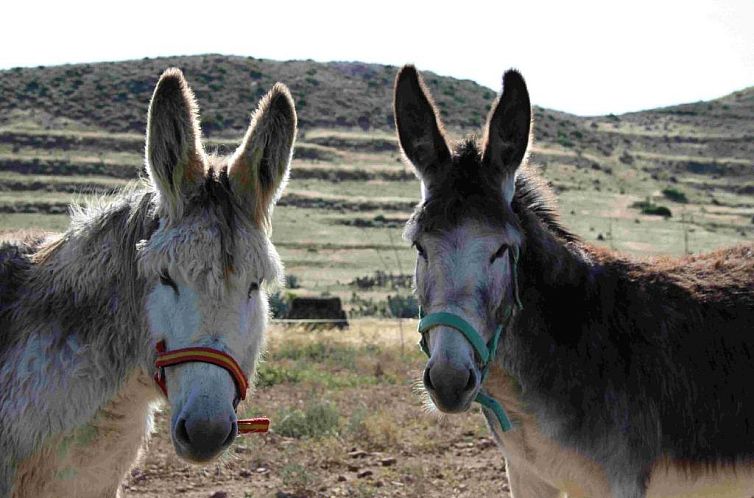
left=511, top=194, right=596, bottom=346
left=516, top=205, right=590, bottom=292
left=0, top=188, right=161, bottom=486
left=31, top=189, right=157, bottom=365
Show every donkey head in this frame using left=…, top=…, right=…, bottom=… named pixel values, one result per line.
left=395, top=66, right=530, bottom=413
left=138, top=69, right=296, bottom=462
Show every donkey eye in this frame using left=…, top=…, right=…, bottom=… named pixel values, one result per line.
left=248, top=279, right=263, bottom=298
left=490, top=244, right=509, bottom=264
left=159, top=270, right=179, bottom=294
left=413, top=242, right=427, bottom=259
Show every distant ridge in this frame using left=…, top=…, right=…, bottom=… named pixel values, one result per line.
left=0, top=54, right=503, bottom=135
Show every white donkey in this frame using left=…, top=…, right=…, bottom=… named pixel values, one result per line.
left=0, top=68, right=296, bottom=497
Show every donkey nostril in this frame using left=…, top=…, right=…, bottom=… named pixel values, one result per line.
left=175, top=418, right=191, bottom=445
left=223, top=420, right=238, bottom=447
left=423, top=367, right=434, bottom=391
left=465, top=369, right=477, bottom=392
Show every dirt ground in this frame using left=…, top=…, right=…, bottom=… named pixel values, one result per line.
left=121, top=325, right=512, bottom=498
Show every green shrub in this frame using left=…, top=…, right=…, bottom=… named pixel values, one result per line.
left=280, top=463, right=313, bottom=493
left=275, top=400, right=340, bottom=438
left=349, top=292, right=419, bottom=318
left=285, top=274, right=301, bottom=289
left=631, top=200, right=672, bottom=217
left=556, top=130, right=574, bottom=148
left=387, top=294, right=419, bottom=318
left=255, top=363, right=301, bottom=387
left=268, top=290, right=292, bottom=318
left=661, top=187, right=688, bottom=203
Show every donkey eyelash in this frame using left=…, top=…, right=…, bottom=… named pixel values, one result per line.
left=490, top=244, right=509, bottom=264
left=248, top=279, right=263, bottom=298
left=413, top=242, right=427, bottom=259
left=159, top=270, right=179, bottom=294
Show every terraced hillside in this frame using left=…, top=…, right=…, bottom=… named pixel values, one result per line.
left=0, top=56, right=752, bottom=312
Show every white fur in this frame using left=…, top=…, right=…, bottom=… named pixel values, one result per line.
left=1, top=70, right=295, bottom=496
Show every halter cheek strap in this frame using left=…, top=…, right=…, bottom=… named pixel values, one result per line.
left=154, top=340, right=269, bottom=434
left=417, top=246, right=522, bottom=432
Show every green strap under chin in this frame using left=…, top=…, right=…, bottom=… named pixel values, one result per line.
left=476, top=390, right=513, bottom=432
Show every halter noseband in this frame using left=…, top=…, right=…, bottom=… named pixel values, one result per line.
left=154, top=340, right=269, bottom=434
left=417, top=246, right=522, bottom=432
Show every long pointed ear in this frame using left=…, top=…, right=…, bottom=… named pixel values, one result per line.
left=393, top=65, right=451, bottom=184
left=482, top=69, right=531, bottom=203
left=228, top=83, right=297, bottom=230
left=145, top=68, right=206, bottom=218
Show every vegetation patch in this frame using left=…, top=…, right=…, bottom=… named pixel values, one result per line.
left=275, top=399, right=341, bottom=438
left=631, top=199, right=673, bottom=217
left=349, top=293, right=419, bottom=318
left=661, top=187, right=688, bottom=203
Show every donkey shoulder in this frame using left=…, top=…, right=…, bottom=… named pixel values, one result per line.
left=0, top=231, right=52, bottom=352
left=592, top=243, right=754, bottom=316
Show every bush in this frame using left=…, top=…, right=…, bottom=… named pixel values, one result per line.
left=285, top=274, right=301, bottom=289
left=347, top=406, right=400, bottom=450
left=662, top=187, right=688, bottom=203
left=275, top=400, right=340, bottom=438
left=350, top=271, right=412, bottom=290
left=269, top=290, right=292, bottom=318
left=631, top=199, right=672, bottom=217
left=349, top=292, right=419, bottom=318
left=643, top=205, right=672, bottom=217
left=387, top=294, right=419, bottom=318
left=556, top=130, right=574, bottom=148
left=255, top=363, right=301, bottom=387
left=280, top=463, right=313, bottom=494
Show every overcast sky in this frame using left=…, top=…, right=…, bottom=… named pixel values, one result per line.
left=2, top=0, right=751, bottom=115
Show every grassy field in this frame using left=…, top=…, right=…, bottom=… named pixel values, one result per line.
left=2, top=121, right=750, bottom=309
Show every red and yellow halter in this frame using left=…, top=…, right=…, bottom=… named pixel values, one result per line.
left=154, top=340, right=269, bottom=434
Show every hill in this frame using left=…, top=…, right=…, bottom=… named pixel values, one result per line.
left=0, top=54, right=505, bottom=134
left=0, top=54, right=751, bottom=310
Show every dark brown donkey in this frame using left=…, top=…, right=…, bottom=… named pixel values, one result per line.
left=394, top=65, right=754, bottom=498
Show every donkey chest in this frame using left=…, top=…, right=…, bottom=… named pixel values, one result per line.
left=645, top=459, right=754, bottom=498
left=14, top=372, right=157, bottom=498
left=483, top=366, right=614, bottom=497
left=484, top=367, right=754, bottom=498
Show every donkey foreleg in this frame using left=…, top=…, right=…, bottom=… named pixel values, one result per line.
left=506, top=458, right=564, bottom=498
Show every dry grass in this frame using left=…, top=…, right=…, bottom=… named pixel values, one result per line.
left=123, top=322, right=509, bottom=498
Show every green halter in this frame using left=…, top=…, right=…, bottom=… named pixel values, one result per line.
left=417, top=246, right=522, bottom=432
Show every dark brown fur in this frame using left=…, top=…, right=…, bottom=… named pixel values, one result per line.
left=396, top=64, right=754, bottom=495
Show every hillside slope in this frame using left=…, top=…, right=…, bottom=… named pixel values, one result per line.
left=0, top=54, right=505, bottom=134
left=0, top=54, right=751, bottom=280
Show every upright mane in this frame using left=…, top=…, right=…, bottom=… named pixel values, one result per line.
left=0, top=183, right=159, bottom=356
left=512, top=163, right=580, bottom=245
left=408, top=137, right=580, bottom=246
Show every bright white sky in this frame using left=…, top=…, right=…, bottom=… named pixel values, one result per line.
left=2, top=0, right=752, bottom=115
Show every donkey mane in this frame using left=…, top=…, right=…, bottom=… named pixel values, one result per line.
left=0, top=183, right=159, bottom=356
left=409, top=137, right=579, bottom=246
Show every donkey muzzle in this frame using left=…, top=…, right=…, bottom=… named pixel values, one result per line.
left=173, top=399, right=238, bottom=462
left=422, top=326, right=481, bottom=412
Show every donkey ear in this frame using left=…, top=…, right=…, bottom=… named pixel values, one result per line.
left=228, top=82, right=297, bottom=229
left=482, top=70, right=531, bottom=203
left=145, top=68, right=206, bottom=218
left=394, top=65, right=451, bottom=182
